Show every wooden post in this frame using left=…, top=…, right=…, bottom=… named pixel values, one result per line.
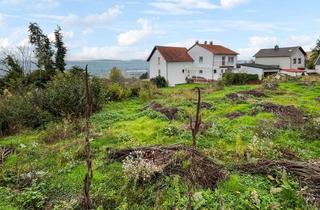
left=82, top=65, right=93, bottom=210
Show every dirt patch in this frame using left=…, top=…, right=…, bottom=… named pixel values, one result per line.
left=147, top=101, right=179, bottom=120
left=238, top=90, right=266, bottom=97
left=226, top=90, right=266, bottom=101
left=107, top=145, right=227, bottom=189
left=0, top=147, right=14, bottom=164
left=260, top=103, right=307, bottom=126
left=238, top=159, right=320, bottom=206
left=277, top=147, right=300, bottom=161
left=225, top=112, right=245, bottom=119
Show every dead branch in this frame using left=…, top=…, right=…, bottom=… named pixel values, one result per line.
left=81, top=65, right=93, bottom=210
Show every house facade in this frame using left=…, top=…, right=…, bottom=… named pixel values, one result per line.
left=147, top=41, right=238, bottom=86
left=238, top=63, right=280, bottom=79
left=254, top=46, right=306, bottom=69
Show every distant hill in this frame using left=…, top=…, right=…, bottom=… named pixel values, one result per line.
left=66, top=59, right=148, bottom=77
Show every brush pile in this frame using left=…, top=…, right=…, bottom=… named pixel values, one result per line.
left=238, top=159, right=320, bottom=206
left=108, top=145, right=227, bottom=189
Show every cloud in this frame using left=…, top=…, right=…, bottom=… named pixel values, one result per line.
left=220, top=0, right=249, bottom=9
left=146, top=0, right=249, bottom=15
left=30, top=5, right=121, bottom=27
left=0, top=38, right=10, bottom=48
left=237, top=36, right=278, bottom=60
left=69, top=45, right=149, bottom=60
left=117, top=19, right=152, bottom=46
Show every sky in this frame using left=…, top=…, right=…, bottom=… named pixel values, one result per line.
left=0, top=0, right=320, bottom=61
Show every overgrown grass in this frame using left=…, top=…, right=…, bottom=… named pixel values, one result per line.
left=1, top=80, right=319, bottom=209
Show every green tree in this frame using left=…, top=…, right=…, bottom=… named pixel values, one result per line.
left=54, top=26, right=67, bottom=72
left=29, top=23, right=54, bottom=75
left=306, top=38, right=320, bottom=69
left=109, top=67, right=125, bottom=84
left=0, top=55, right=25, bottom=92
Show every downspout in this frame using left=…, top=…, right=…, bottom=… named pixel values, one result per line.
left=166, top=62, right=169, bottom=85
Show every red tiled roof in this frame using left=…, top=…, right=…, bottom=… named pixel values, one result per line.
left=147, top=46, right=194, bottom=62
left=281, top=69, right=306, bottom=73
left=197, top=44, right=238, bottom=55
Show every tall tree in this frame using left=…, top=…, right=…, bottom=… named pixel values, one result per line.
left=54, top=26, right=67, bottom=72
left=28, top=23, right=54, bottom=75
left=306, top=38, right=320, bottom=69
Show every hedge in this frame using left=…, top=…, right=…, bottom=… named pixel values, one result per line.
left=222, top=73, right=259, bottom=85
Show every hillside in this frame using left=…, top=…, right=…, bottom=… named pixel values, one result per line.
left=1, top=80, right=320, bottom=209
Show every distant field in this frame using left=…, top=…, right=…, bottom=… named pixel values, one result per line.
left=1, top=80, right=320, bottom=209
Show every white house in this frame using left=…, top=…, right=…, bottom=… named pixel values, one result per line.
left=147, top=46, right=194, bottom=86
left=254, top=46, right=306, bottom=69
left=147, top=41, right=238, bottom=86
left=238, top=63, right=280, bottom=80
left=315, top=55, right=320, bottom=71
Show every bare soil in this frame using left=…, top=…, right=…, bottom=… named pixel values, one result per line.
left=147, top=101, right=179, bottom=120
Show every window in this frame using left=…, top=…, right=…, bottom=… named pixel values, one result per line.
left=182, top=69, right=185, bottom=73
left=293, top=58, right=297, bottom=64
left=298, top=58, right=302, bottom=64
left=221, top=69, right=224, bottom=73
left=158, top=57, right=160, bottom=65
left=199, top=70, right=203, bottom=74
left=222, top=56, right=226, bottom=66
left=199, top=56, right=203, bottom=63
left=158, top=69, right=161, bottom=76
left=228, top=57, right=234, bottom=63
left=213, top=69, right=217, bottom=74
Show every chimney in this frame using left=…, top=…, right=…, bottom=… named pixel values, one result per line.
left=274, top=45, right=279, bottom=50
left=195, top=40, right=199, bottom=44
left=204, top=41, right=208, bottom=45
left=210, top=41, right=213, bottom=45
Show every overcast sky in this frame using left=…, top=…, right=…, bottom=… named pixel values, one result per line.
left=0, top=0, right=319, bottom=60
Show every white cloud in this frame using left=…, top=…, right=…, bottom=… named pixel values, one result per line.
left=0, top=38, right=10, bottom=48
left=82, top=28, right=94, bottom=35
left=220, top=0, right=249, bottom=9
left=69, top=45, right=149, bottom=60
left=147, top=0, right=249, bottom=15
left=237, top=36, right=278, bottom=60
left=117, top=19, right=152, bottom=46
left=30, top=5, right=121, bottom=27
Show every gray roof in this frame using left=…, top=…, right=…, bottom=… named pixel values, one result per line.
left=239, top=63, right=280, bottom=70
left=254, top=46, right=306, bottom=58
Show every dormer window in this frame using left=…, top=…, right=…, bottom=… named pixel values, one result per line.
left=199, top=56, right=203, bottom=63
left=158, top=57, right=160, bottom=65
left=293, top=58, right=297, bottom=64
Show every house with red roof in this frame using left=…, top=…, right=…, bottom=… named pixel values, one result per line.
left=147, top=41, right=238, bottom=86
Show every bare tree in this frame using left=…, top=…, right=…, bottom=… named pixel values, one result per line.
left=189, top=87, right=202, bottom=151
left=81, top=65, right=93, bottom=209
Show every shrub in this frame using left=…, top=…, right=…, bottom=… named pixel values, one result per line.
left=301, top=118, right=320, bottom=140
left=109, top=67, right=125, bottom=84
left=138, top=81, right=157, bottom=101
left=150, top=76, right=168, bottom=88
left=0, top=94, right=52, bottom=136
left=41, top=119, right=82, bottom=143
left=222, top=73, right=259, bottom=85
left=106, top=83, right=130, bottom=101
left=139, top=72, right=148, bottom=79
left=32, top=72, right=104, bottom=118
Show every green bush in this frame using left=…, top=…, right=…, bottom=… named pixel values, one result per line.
left=32, top=72, right=104, bottom=118
left=222, top=73, right=259, bottom=85
left=0, top=94, right=52, bottom=136
left=106, top=83, right=130, bottom=101
left=150, top=76, right=168, bottom=88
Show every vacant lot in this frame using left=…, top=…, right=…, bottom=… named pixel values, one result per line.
left=1, top=80, right=320, bottom=209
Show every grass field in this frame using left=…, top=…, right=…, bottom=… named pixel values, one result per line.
left=1, top=80, right=320, bottom=209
